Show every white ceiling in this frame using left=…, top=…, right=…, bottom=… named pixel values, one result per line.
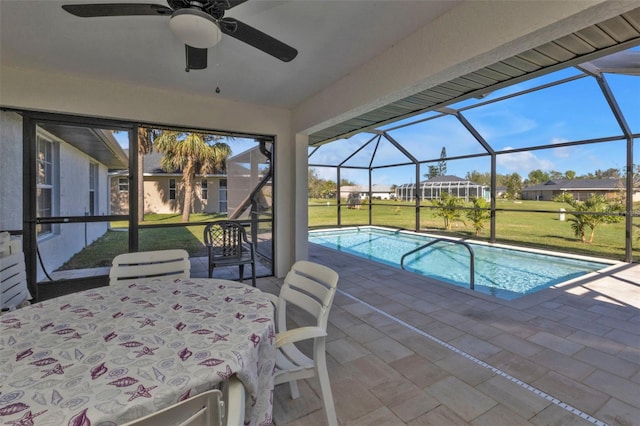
left=0, top=0, right=461, bottom=109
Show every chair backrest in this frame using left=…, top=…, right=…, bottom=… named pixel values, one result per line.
left=121, top=389, right=223, bottom=426
left=109, top=249, right=190, bottom=285
left=1, top=252, right=30, bottom=311
left=0, top=232, right=11, bottom=258
left=203, top=221, right=251, bottom=261
left=275, top=260, right=339, bottom=333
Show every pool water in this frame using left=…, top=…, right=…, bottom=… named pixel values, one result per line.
left=309, top=227, right=612, bottom=300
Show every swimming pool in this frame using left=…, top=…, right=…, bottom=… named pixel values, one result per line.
left=309, top=227, right=614, bottom=300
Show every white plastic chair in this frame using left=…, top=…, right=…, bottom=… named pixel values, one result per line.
left=220, top=375, right=246, bottom=426
left=1, top=252, right=31, bottom=312
left=265, top=260, right=339, bottom=426
left=0, top=232, right=11, bottom=258
left=121, top=375, right=245, bottom=426
left=109, top=249, right=191, bottom=285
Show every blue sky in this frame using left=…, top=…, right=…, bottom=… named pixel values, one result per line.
left=309, top=51, right=640, bottom=187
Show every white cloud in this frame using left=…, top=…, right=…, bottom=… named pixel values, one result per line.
left=497, top=149, right=554, bottom=173
left=550, top=137, right=571, bottom=158
left=470, top=108, right=537, bottom=140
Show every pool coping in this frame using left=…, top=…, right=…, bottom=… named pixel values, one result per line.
left=309, top=226, right=625, bottom=305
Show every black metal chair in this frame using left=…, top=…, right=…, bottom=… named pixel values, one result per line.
left=203, top=221, right=256, bottom=287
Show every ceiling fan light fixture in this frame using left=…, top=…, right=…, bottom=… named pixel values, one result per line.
left=169, top=8, right=221, bottom=49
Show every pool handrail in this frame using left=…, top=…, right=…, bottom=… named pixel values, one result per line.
left=400, top=238, right=475, bottom=290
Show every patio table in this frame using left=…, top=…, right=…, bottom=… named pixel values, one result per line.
left=0, top=277, right=276, bottom=426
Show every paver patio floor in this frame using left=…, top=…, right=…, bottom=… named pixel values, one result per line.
left=260, top=244, right=640, bottom=426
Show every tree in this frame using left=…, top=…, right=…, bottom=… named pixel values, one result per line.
left=504, top=173, right=522, bottom=200
left=465, top=170, right=491, bottom=187
left=431, top=192, right=464, bottom=230
left=438, top=147, right=447, bottom=176
left=553, top=193, right=623, bottom=243
left=464, top=170, right=514, bottom=188
left=308, top=168, right=324, bottom=198
left=526, top=169, right=549, bottom=185
left=154, top=131, right=232, bottom=222
left=465, top=197, right=490, bottom=236
left=321, top=180, right=336, bottom=199
left=565, top=170, right=576, bottom=180
left=137, top=128, right=154, bottom=222
left=589, top=168, right=621, bottom=179
left=424, top=147, right=447, bottom=179
left=308, top=168, right=336, bottom=199
left=425, top=165, right=439, bottom=179
left=549, top=170, right=564, bottom=180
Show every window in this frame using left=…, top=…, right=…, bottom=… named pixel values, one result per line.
left=169, top=178, right=176, bottom=200
left=89, top=163, right=98, bottom=215
left=118, top=177, right=129, bottom=192
left=219, top=179, right=227, bottom=212
left=36, top=136, right=54, bottom=236
left=201, top=179, right=208, bottom=200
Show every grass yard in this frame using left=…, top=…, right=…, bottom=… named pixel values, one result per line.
left=60, top=199, right=638, bottom=271
left=58, top=213, right=224, bottom=270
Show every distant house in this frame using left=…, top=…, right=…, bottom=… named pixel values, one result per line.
left=339, top=184, right=395, bottom=200
left=520, top=178, right=636, bottom=201
left=396, top=175, right=489, bottom=202
left=110, top=146, right=271, bottom=218
left=110, top=150, right=227, bottom=215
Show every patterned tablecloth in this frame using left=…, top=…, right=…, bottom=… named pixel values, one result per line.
left=0, top=278, right=276, bottom=426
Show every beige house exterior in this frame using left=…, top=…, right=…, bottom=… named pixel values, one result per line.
left=110, top=150, right=227, bottom=216
left=521, top=179, right=639, bottom=202
left=339, top=184, right=394, bottom=201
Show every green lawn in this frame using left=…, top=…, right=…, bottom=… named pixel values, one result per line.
left=59, top=213, right=225, bottom=270
left=60, top=200, right=638, bottom=271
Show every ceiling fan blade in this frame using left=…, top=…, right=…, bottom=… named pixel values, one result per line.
left=62, top=3, right=172, bottom=17
left=185, top=45, right=208, bottom=71
left=219, top=18, right=297, bottom=62
left=215, top=0, right=250, bottom=11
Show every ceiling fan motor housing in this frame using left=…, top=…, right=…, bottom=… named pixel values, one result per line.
left=169, top=8, right=222, bottom=49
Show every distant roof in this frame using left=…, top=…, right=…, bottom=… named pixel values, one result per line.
left=423, top=175, right=467, bottom=183
left=398, top=175, right=486, bottom=187
left=340, top=184, right=394, bottom=193
left=523, top=179, right=625, bottom=192
left=371, top=184, right=393, bottom=192
left=40, top=124, right=128, bottom=169
left=141, top=150, right=174, bottom=174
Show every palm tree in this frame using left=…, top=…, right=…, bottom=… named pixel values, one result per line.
left=154, top=131, right=232, bottom=222
left=431, top=192, right=464, bottom=230
left=137, top=127, right=154, bottom=222
left=465, top=197, right=490, bottom=236
left=554, top=193, right=623, bottom=243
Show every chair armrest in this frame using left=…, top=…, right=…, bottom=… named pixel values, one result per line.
left=276, top=326, right=327, bottom=348
left=224, top=375, right=246, bottom=426
left=262, top=292, right=279, bottom=307
left=242, top=241, right=256, bottom=255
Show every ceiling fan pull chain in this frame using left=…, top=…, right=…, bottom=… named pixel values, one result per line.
left=215, top=43, right=221, bottom=94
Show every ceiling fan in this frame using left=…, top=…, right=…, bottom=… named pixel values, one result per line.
left=62, top=1, right=298, bottom=72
